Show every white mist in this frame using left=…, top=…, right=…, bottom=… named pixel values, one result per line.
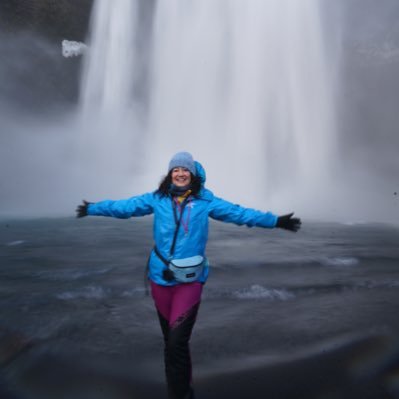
left=146, top=0, right=336, bottom=212
left=79, top=0, right=337, bottom=216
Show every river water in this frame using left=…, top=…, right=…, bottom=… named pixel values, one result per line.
left=1, top=217, right=399, bottom=398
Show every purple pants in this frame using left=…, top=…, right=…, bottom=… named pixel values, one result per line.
left=151, top=281, right=202, bottom=399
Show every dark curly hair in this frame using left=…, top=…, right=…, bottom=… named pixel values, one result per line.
left=156, top=170, right=202, bottom=197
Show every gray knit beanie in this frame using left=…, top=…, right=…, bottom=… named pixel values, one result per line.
left=168, top=152, right=196, bottom=175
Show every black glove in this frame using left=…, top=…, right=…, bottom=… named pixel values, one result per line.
left=276, top=213, right=301, bottom=232
left=76, top=200, right=92, bottom=218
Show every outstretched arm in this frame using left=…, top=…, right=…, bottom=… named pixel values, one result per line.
left=209, top=197, right=301, bottom=232
left=75, top=193, right=155, bottom=219
left=208, top=196, right=278, bottom=228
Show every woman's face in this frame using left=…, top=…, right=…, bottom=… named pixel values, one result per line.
left=171, top=167, right=192, bottom=187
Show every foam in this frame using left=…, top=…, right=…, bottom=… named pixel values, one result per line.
left=56, top=285, right=107, bottom=300
left=321, top=257, right=359, bottom=267
left=233, top=284, right=295, bottom=301
left=5, top=240, right=26, bottom=246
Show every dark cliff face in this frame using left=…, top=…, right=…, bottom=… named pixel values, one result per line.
left=0, top=0, right=94, bottom=112
left=0, top=0, right=93, bottom=41
left=0, top=0, right=157, bottom=112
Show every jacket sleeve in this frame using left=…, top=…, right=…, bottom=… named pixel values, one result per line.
left=208, top=196, right=278, bottom=228
left=87, top=192, right=155, bottom=219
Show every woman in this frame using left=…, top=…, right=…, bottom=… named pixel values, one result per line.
left=76, top=151, right=301, bottom=399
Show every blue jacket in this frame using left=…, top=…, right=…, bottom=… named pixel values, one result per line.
left=87, top=162, right=278, bottom=285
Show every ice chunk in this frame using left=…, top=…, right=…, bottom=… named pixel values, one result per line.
left=62, top=40, right=87, bottom=58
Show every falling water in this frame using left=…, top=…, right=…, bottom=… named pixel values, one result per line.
left=80, top=0, right=138, bottom=114
left=80, top=0, right=336, bottom=211
left=77, top=0, right=144, bottom=192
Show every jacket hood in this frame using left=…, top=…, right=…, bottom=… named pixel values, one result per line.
left=195, top=161, right=206, bottom=185
left=195, top=161, right=213, bottom=201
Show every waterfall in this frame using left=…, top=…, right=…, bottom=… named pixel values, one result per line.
left=80, top=0, right=138, bottom=114
left=80, top=0, right=336, bottom=210
left=77, top=0, right=143, bottom=192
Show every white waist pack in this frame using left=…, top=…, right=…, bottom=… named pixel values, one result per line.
left=169, top=255, right=205, bottom=283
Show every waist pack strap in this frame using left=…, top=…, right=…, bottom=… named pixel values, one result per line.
left=154, top=246, right=169, bottom=266
left=145, top=246, right=169, bottom=295
left=170, top=197, right=189, bottom=256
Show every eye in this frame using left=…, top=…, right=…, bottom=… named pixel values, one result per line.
left=172, top=167, right=189, bottom=173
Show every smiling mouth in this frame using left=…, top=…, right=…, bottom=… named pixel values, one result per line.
left=173, top=176, right=190, bottom=185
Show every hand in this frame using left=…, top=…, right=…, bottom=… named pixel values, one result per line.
left=76, top=200, right=92, bottom=218
left=276, top=213, right=301, bottom=232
